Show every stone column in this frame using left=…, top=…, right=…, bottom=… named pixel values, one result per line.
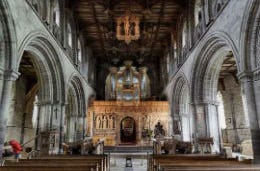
left=88, top=111, right=94, bottom=137
left=168, top=113, right=173, bottom=137
left=192, top=103, right=208, bottom=137
left=37, top=102, right=53, bottom=130
left=77, top=116, right=84, bottom=140
left=58, top=103, right=65, bottom=154
left=239, top=73, right=260, bottom=163
left=36, top=102, right=59, bottom=155
left=192, top=101, right=221, bottom=153
left=82, top=114, right=86, bottom=138
left=35, top=103, right=41, bottom=150
left=0, top=70, right=19, bottom=158
left=204, top=102, right=220, bottom=153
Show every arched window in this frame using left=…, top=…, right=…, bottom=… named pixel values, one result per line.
left=77, top=39, right=82, bottom=64
left=182, top=22, right=187, bottom=48
left=194, top=0, right=202, bottom=27
left=173, top=40, right=177, bottom=60
left=67, top=23, right=72, bottom=47
left=166, top=53, right=170, bottom=74
left=53, top=0, right=60, bottom=26
left=179, top=85, right=192, bottom=141
left=171, top=34, right=177, bottom=60
left=32, top=95, right=38, bottom=128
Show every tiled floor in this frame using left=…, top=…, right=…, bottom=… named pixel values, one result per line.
left=109, top=153, right=149, bottom=171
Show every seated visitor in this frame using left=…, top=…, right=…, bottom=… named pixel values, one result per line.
left=8, top=140, right=22, bottom=159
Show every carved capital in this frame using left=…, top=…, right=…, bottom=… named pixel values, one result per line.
left=237, top=71, right=254, bottom=82
left=253, top=68, right=260, bottom=81
left=0, top=69, right=20, bottom=81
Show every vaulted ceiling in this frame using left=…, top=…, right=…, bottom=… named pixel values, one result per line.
left=70, top=0, right=186, bottom=63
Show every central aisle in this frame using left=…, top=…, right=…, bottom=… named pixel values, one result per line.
left=109, top=153, right=149, bottom=171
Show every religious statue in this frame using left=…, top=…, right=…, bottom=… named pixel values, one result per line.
left=108, top=115, right=114, bottom=129
left=173, top=120, right=181, bottom=134
left=96, top=116, right=102, bottom=129
left=154, top=122, right=165, bottom=138
left=103, top=116, right=108, bottom=129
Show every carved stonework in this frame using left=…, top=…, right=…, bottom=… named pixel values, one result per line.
left=39, top=130, right=59, bottom=156
left=87, top=101, right=170, bottom=146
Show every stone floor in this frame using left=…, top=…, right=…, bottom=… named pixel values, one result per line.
left=108, top=153, right=150, bottom=171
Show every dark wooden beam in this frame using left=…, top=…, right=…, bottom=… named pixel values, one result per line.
left=175, top=0, right=187, bottom=8
left=150, top=0, right=165, bottom=57
left=90, top=1, right=106, bottom=58
left=226, top=62, right=237, bottom=71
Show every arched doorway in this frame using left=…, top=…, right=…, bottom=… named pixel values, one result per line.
left=120, top=117, right=136, bottom=143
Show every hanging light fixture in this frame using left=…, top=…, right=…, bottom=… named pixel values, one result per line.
left=116, top=10, right=140, bottom=44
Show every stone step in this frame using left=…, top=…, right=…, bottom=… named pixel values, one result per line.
left=104, top=146, right=152, bottom=153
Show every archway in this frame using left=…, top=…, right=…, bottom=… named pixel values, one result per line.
left=192, top=33, right=251, bottom=154
left=120, top=117, right=136, bottom=144
left=5, top=51, right=40, bottom=149
left=172, top=75, right=194, bottom=142
left=6, top=36, right=65, bottom=154
left=65, top=87, right=77, bottom=142
left=241, top=0, right=260, bottom=162
left=0, top=0, right=18, bottom=156
left=65, top=75, right=86, bottom=142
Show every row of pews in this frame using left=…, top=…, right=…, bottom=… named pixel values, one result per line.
left=1, top=155, right=108, bottom=171
left=148, top=154, right=260, bottom=171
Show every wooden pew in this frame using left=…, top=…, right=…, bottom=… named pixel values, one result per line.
left=148, top=154, right=260, bottom=171
left=1, top=154, right=108, bottom=171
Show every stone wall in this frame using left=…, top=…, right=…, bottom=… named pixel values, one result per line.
left=166, top=0, right=255, bottom=155
left=0, top=0, right=94, bottom=154
left=219, top=75, right=251, bottom=144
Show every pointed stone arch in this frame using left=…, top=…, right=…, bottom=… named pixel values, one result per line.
left=240, top=0, right=260, bottom=72
left=191, top=31, right=239, bottom=104
left=171, top=73, right=193, bottom=141
left=190, top=31, right=248, bottom=153
left=19, top=36, right=65, bottom=104
left=65, top=74, right=87, bottom=141
left=0, top=0, right=17, bottom=71
left=240, top=0, right=260, bottom=163
left=67, top=74, right=86, bottom=118
left=0, top=0, right=18, bottom=154
left=172, top=73, right=190, bottom=117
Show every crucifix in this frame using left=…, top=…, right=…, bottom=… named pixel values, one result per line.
left=116, top=10, right=140, bottom=44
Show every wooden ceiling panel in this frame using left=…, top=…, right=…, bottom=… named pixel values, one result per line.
left=72, top=0, right=186, bottom=62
